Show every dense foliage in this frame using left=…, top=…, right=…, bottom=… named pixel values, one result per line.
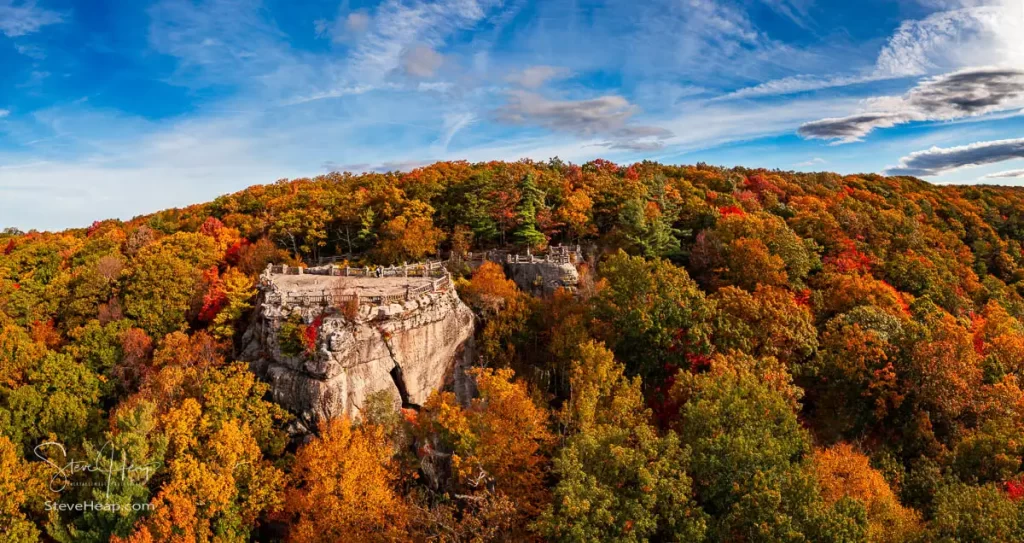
left=6, top=159, right=1024, bottom=541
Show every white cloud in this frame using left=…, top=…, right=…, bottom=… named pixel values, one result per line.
left=326, top=159, right=434, bottom=173
left=654, top=95, right=862, bottom=154
left=347, top=0, right=500, bottom=82
left=799, top=67, right=1024, bottom=143
left=498, top=92, right=637, bottom=135
left=14, top=43, right=45, bottom=59
left=717, top=74, right=881, bottom=100
left=720, top=0, right=1024, bottom=100
left=315, top=9, right=371, bottom=42
left=282, top=85, right=380, bottom=106
left=795, top=157, right=826, bottom=167
left=875, top=0, right=1024, bottom=77
left=0, top=120, right=284, bottom=230
left=401, top=44, right=444, bottom=77
left=886, top=137, right=1024, bottom=176
left=758, top=0, right=814, bottom=27
left=147, top=0, right=293, bottom=91
left=0, top=0, right=63, bottom=37
left=496, top=91, right=676, bottom=149
left=506, top=66, right=572, bottom=89
left=436, top=112, right=474, bottom=150
left=0, top=109, right=9, bottom=118
left=983, top=168, right=1024, bottom=179
left=345, top=11, right=372, bottom=33
left=417, top=81, right=452, bottom=93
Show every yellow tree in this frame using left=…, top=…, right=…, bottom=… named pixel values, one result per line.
left=0, top=434, right=46, bottom=542
left=413, top=368, right=553, bottom=529
left=813, top=443, right=922, bottom=543
left=209, top=268, right=256, bottom=341
left=556, top=189, right=594, bottom=242
left=285, top=417, right=408, bottom=542
left=909, top=312, right=983, bottom=423
left=466, top=367, right=553, bottom=516
left=460, top=262, right=533, bottom=366
left=374, top=201, right=444, bottom=264
left=123, top=232, right=220, bottom=337
left=111, top=332, right=290, bottom=543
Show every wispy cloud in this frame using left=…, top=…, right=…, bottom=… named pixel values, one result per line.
left=0, top=0, right=63, bottom=37
left=505, top=66, right=572, bottom=89
left=401, top=44, right=444, bottom=78
left=886, top=137, right=1024, bottom=176
left=720, top=0, right=1024, bottom=101
left=653, top=95, right=862, bottom=155
left=875, top=0, right=1023, bottom=77
left=281, top=85, right=382, bottom=106
left=347, top=0, right=500, bottom=82
left=14, top=43, right=45, bottom=59
left=717, top=74, right=882, bottom=101
left=497, top=92, right=638, bottom=135
left=799, top=67, right=1024, bottom=143
left=324, top=158, right=434, bottom=173
left=757, top=0, right=814, bottom=28
left=315, top=9, right=371, bottom=43
left=495, top=91, right=676, bottom=150
left=437, top=111, right=474, bottom=150
left=147, top=0, right=292, bottom=90
left=983, top=168, right=1024, bottom=179
left=795, top=157, right=826, bottom=167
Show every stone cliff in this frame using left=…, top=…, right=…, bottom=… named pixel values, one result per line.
left=239, top=263, right=475, bottom=433
left=498, top=245, right=582, bottom=296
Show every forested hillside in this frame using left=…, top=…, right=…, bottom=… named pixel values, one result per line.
left=6, top=159, right=1024, bottom=541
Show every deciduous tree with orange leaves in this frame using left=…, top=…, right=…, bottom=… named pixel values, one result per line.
left=285, top=417, right=409, bottom=543
left=813, top=443, right=922, bottom=543
left=411, top=367, right=553, bottom=535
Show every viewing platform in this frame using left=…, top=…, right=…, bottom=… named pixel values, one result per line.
left=260, top=261, right=452, bottom=308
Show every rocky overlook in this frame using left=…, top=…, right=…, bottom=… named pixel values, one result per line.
left=239, top=262, right=475, bottom=433
left=467, top=244, right=583, bottom=296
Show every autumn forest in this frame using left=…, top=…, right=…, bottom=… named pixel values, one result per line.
left=6, top=159, right=1024, bottom=542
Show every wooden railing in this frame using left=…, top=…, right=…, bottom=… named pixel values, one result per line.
left=504, top=245, right=581, bottom=265
left=464, top=245, right=582, bottom=266
left=264, top=262, right=454, bottom=309
left=270, top=261, right=447, bottom=278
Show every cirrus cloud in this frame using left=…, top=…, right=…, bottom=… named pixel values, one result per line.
left=0, top=0, right=63, bottom=37
left=506, top=66, right=573, bottom=89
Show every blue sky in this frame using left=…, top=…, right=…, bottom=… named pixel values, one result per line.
left=1, top=0, right=1023, bottom=230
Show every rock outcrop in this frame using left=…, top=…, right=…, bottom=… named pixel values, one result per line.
left=504, top=261, right=579, bottom=296
left=500, top=245, right=582, bottom=296
left=239, top=264, right=475, bottom=433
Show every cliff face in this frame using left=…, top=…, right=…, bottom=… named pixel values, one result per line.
left=505, top=261, right=579, bottom=296
left=240, top=265, right=475, bottom=432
